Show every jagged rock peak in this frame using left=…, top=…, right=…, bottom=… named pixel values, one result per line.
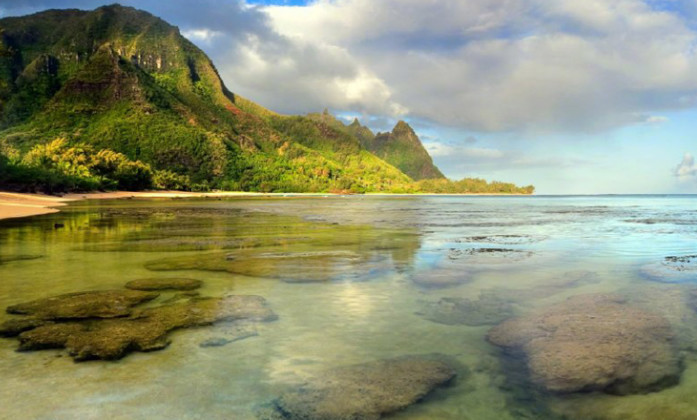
left=393, top=120, right=415, bottom=134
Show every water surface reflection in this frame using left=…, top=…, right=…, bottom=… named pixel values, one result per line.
left=0, top=195, right=696, bottom=419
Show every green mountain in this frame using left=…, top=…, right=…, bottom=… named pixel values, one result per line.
left=0, top=4, right=533, bottom=195
left=0, top=4, right=411, bottom=192
left=346, top=118, right=376, bottom=147
left=357, top=120, right=445, bottom=181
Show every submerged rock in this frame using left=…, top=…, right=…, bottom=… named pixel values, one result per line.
left=16, top=295, right=277, bottom=361
left=162, top=291, right=201, bottom=304
left=6, top=290, right=159, bottom=320
left=0, top=254, right=43, bottom=264
left=83, top=236, right=283, bottom=252
left=456, top=235, right=547, bottom=245
left=125, top=278, right=203, bottom=291
left=145, top=250, right=387, bottom=283
left=447, top=247, right=534, bottom=265
left=419, top=291, right=515, bottom=326
left=487, top=293, right=681, bottom=394
left=200, top=322, right=259, bottom=347
left=199, top=337, right=233, bottom=348
left=411, top=268, right=471, bottom=289
left=270, top=355, right=456, bottom=420
left=490, top=270, right=601, bottom=302
left=641, top=255, right=697, bottom=283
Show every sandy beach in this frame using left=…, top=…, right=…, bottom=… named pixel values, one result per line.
left=0, top=192, right=70, bottom=220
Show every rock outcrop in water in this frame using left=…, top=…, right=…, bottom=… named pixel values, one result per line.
left=2, top=291, right=276, bottom=361
left=267, top=355, right=456, bottom=420
left=487, top=293, right=682, bottom=394
left=125, top=278, right=203, bottom=291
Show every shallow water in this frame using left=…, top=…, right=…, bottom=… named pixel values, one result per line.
left=1, top=195, right=697, bottom=419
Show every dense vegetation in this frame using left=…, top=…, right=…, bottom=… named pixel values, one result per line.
left=0, top=139, right=534, bottom=194
left=415, top=178, right=535, bottom=195
left=0, top=5, right=533, bottom=195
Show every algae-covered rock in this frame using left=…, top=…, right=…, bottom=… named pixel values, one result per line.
left=145, top=250, right=384, bottom=283
left=0, top=318, right=51, bottom=337
left=125, top=278, right=203, bottom=291
left=17, top=295, right=277, bottom=361
left=271, top=355, right=456, bottom=420
left=419, top=292, right=514, bottom=326
left=487, top=293, right=681, bottom=394
left=6, top=290, right=159, bottom=320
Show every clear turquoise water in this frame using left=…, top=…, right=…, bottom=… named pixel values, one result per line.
left=1, top=195, right=697, bottom=419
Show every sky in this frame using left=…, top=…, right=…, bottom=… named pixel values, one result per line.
left=1, top=0, right=697, bottom=194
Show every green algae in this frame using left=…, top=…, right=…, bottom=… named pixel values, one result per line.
left=6, top=290, right=159, bottom=319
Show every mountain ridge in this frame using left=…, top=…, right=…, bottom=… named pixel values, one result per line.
left=0, top=4, right=533, bottom=195
left=366, top=120, right=445, bottom=181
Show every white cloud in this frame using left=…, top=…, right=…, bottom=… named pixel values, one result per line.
left=424, top=142, right=455, bottom=157
left=181, top=28, right=224, bottom=44
left=643, top=115, right=669, bottom=125
left=460, top=147, right=506, bottom=159
left=220, top=34, right=406, bottom=116
left=424, top=141, right=505, bottom=160
left=674, top=152, right=697, bottom=180
left=263, top=0, right=697, bottom=133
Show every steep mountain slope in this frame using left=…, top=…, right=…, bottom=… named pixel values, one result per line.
left=346, top=118, right=377, bottom=148
left=358, top=120, right=444, bottom=181
left=0, top=5, right=412, bottom=192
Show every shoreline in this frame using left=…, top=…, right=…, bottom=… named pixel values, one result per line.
left=0, top=190, right=532, bottom=222
left=0, top=191, right=273, bottom=221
